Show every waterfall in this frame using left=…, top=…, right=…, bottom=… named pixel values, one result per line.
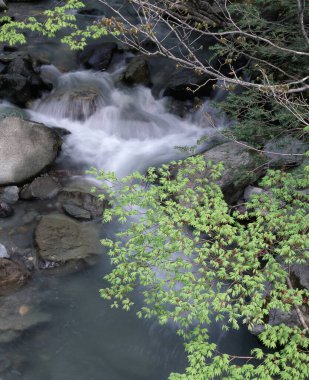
left=30, top=68, right=226, bottom=176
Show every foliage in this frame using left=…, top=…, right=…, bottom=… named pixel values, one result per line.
left=89, top=156, right=309, bottom=379
left=216, top=89, right=305, bottom=147
left=0, top=0, right=114, bottom=49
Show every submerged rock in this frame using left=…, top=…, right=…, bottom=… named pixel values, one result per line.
left=20, top=175, right=61, bottom=200
left=0, top=284, right=51, bottom=344
left=62, top=204, right=92, bottom=221
left=0, top=258, right=30, bottom=296
left=0, top=117, right=62, bottom=185
left=35, top=214, right=100, bottom=265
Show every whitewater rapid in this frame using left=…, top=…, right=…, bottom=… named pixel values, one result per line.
left=29, top=67, right=227, bottom=177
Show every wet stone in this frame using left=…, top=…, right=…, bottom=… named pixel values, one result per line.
left=0, top=258, right=30, bottom=296
left=35, top=213, right=100, bottom=265
left=0, top=186, right=19, bottom=204
left=62, top=203, right=92, bottom=220
left=243, top=186, right=265, bottom=201
left=0, top=202, right=14, bottom=218
left=20, top=175, right=61, bottom=200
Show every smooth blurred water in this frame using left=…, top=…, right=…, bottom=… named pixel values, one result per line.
left=30, top=67, right=224, bottom=176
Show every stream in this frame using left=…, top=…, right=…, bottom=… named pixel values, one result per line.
left=0, top=2, right=261, bottom=378
left=0, top=60, right=259, bottom=380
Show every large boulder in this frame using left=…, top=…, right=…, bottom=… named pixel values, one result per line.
left=0, top=117, right=62, bottom=185
left=0, top=52, right=50, bottom=106
left=169, top=141, right=266, bottom=204
left=0, top=0, right=7, bottom=11
left=78, top=41, right=118, bottom=71
left=35, top=214, right=100, bottom=265
left=122, top=56, right=151, bottom=86
left=201, top=141, right=266, bottom=203
left=163, top=68, right=216, bottom=100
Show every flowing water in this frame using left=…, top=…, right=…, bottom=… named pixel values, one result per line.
left=0, top=63, right=260, bottom=380
left=30, top=66, right=223, bottom=175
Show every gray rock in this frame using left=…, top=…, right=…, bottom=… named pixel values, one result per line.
left=78, top=41, right=118, bottom=71
left=35, top=214, right=100, bottom=264
left=0, top=186, right=19, bottom=204
left=0, top=202, right=13, bottom=218
left=0, top=244, right=9, bottom=258
left=0, top=117, right=62, bottom=185
left=0, top=0, right=7, bottom=11
left=163, top=67, right=216, bottom=100
left=122, top=56, right=151, bottom=86
left=291, top=264, right=309, bottom=291
left=0, top=52, right=50, bottom=106
left=0, top=258, right=29, bottom=296
left=264, top=136, right=308, bottom=167
left=0, top=74, right=31, bottom=106
left=58, top=179, right=107, bottom=219
left=51, top=126, right=71, bottom=137
left=20, top=175, right=61, bottom=200
left=269, top=306, right=308, bottom=329
left=202, top=142, right=267, bottom=203
left=250, top=269, right=309, bottom=336
left=169, top=142, right=266, bottom=204
left=39, top=64, right=60, bottom=88
left=62, top=204, right=92, bottom=220
left=170, top=141, right=267, bottom=204
left=243, top=186, right=265, bottom=202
